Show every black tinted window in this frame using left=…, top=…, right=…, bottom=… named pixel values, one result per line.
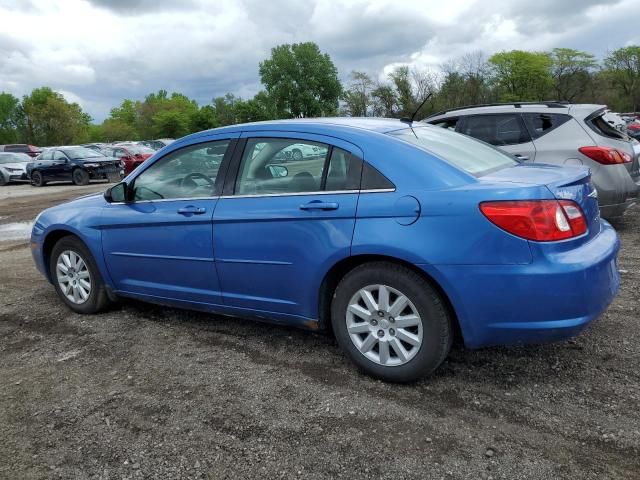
left=361, top=163, right=394, bottom=190
left=460, top=114, right=530, bottom=146
left=325, top=148, right=362, bottom=191
left=523, top=113, right=571, bottom=139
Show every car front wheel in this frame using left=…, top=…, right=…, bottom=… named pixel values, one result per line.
left=50, top=236, right=112, bottom=314
left=31, top=171, right=45, bottom=187
left=72, top=168, right=90, bottom=186
left=331, top=262, right=452, bottom=382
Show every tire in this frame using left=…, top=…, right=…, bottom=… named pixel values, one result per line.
left=31, top=171, right=45, bottom=187
left=0, top=170, right=8, bottom=186
left=72, top=168, right=90, bottom=186
left=292, top=149, right=303, bottom=161
left=331, top=262, right=452, bottom=382
left=50, top=236, right=112, bottom=314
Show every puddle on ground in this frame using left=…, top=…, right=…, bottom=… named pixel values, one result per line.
left=0, top=222, right=33, bottom=241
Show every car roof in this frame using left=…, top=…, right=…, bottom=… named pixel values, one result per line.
left=425, top=103, right=606, bottom=121
left=194, top=117, right=412, bottom=137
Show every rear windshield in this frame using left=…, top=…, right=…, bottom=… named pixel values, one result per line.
left=389, top=125, right=518, bottom=176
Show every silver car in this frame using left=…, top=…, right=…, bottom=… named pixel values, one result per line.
left=0, top=152, right=31, bottom=185
left=425, top=102, right=640, bottom=218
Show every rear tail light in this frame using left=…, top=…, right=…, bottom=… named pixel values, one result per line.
left=579, top=146, right=632, bottom=164
left=480, top=200, right=587, bottom=241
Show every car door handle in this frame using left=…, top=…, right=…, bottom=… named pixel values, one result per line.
left=299, top=201, right=339, bottom=211
left=514, top=154, right=529, bottom=161
left=177, top=206, right=206, bottom=215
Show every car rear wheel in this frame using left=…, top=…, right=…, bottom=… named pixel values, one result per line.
left=331, top=262, right=452, bottom=382
left=31, top=171, right=45, bottom=187
left=72, top=168, right=90, bottom=186
left=50, top=236, right=112, bottom=314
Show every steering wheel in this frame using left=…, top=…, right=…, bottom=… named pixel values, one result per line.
left=179, top=172, right=215, bottom=192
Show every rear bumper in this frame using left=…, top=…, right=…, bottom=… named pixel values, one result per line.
left=423, top=221, right=620, bottom=348
left=594, top=166, right=640, bottom=218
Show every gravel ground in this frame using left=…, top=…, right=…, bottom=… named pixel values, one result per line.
left=0, top=184, right=639, bottom=480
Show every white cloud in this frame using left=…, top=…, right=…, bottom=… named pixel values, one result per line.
left=0, top=0, right=635, bottom=121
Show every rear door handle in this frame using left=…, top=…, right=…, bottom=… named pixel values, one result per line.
left=177, top=206, right=206, bottom=215
left=299, top=201, right=339, bottom=211
left=514, top=154, right=529, bottom=161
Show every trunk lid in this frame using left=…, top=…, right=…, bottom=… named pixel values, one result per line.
left=482, top=163, right=601, bottom=239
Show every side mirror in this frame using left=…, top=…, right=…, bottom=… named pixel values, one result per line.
left=104, top=182, right=128, bottom=203
left=267, top=165, right=288, bottom=178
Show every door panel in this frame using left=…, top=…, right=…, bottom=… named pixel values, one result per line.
left=100, top=135, right=238, bottom=305
left=213, top=193, right=358, bottom=317
left=101, top=199, right=222, bottom=303
left=213, top=132, right=363, bottom=320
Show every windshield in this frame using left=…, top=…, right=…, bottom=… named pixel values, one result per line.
left=64, top=147, right=106, bottom=160
left=389, top=125, right=518, bottom=176
left=0, top=153, right=30, bottom=164
left=122, top=144, right=155, bottom=155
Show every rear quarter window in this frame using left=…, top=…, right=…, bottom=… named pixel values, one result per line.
left=587, top=112, right=629, bottom=141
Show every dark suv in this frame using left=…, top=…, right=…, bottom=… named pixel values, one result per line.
left=27, top=146, right=123, bottom=187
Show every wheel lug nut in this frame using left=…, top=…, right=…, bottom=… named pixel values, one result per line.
left=377, top=311, right=384, bottom=317
left=377, top=330, right=384, bottom=338
left=389, top=328, right=395, bottom=336
left=371, top=319, right=378, bottom=326
left=389, top=317, right=395, bottom=323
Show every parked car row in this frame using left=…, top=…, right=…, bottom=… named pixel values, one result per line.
left=425, top=102, right=640, bottom=219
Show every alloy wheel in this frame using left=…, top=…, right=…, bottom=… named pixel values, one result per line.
left=56, top=250, right=92, bottom=304
left=346, top=284, right=423, bottom=366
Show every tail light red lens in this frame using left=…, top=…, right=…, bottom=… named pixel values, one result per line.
left=579, top=146, right=632, bottom=165
left=480, top=200, right=587, bottom=241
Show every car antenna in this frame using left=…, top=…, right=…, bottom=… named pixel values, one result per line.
left=400, top=93, right=432, bottom=138
left=400, top=93, right=433, bottom=124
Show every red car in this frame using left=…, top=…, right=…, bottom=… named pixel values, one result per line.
left=102, top=144, right=155, bottom=175
left=0, top=144, right=42, bottom=157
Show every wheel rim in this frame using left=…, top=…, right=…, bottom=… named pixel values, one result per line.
left=346, top=284, right=423, bottom=367
left=33, top=173, right=41, bottom=185
left=73, top=171, right=83, bottom=183
left=56, top=250, right=91, bottom=304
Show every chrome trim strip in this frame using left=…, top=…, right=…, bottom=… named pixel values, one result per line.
left=111, top=251, right=214, bottom=262
left=105, top=188, right=395, bottom=205
left=217, top=258, right=293, bottom=265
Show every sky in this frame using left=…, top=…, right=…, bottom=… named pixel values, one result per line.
left=1, top=0, right=639, bottom=122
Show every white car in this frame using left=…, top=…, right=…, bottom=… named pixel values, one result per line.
left=0, top=152, right=31, bottom=185
left=275, top=143, right=325, bottom=162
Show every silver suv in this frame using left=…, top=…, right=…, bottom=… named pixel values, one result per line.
left=425, top=102, right=640, bottom=218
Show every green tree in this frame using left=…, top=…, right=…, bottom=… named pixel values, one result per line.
left=370, top=84, right=396, bottom=117
left=603, top=45, right=640, bottom=111
left=0, top=92, right=24, bottom=143
left=22, top=87, right=91, bottom=145
left=212, top=94, right=239, bottom=126
left=550, top=48, right=597, bottom=102
left=489, top=50, right=553, bottom=101
left=190, top=105, right=218, bottom=132
left=259, top=42, right=342, bottom=118
left=342, top=71, right=374, bottom=117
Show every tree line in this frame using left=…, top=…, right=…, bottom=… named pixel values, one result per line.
left=1, top=43, right=639, bottom=146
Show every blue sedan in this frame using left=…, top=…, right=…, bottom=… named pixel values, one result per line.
left=30, top=118, right=620, bottom=382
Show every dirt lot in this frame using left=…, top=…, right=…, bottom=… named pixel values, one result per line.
left=0, top=183, right=639, bottom=479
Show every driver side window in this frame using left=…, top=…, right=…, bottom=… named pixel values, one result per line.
left=132, top=140, right=230, bottom=201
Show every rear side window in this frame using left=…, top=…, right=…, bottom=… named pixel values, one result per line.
left=460, top=114, right=530, bottom=146
left=587, top=112, right=628, bottom=140
left=361, top=163, right=394, bottom=190
left=390, top=125, right=518, bottom=177
left=522, top=113, right=571, bottom=139
left=5, top=145, right=24, bottom=153
left=325, top=148, right=363, bottom=191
